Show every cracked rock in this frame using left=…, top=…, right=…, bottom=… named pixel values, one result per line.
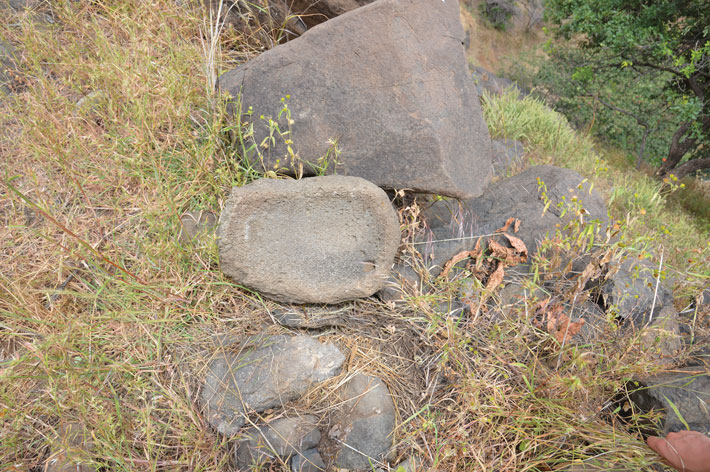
left=331, top=373, right=395, bottom=469
left=200, top=334, right=344, bottom=435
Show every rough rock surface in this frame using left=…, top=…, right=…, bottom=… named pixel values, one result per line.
left=416, top=165, right=609, bottom=275
left=491, top=139, right=525, bottom=176
left=200, top=335, right=344, bottom=435
left=640, top=306, right=681, bottom=365
left=601, top=256, right=674, bottom=325
left=629, top=367, right=710, bottom=434
left=220, top=0, right=492, bottom=199
left=218, top=176, right=400, bottom=304
left=235, top=415, right=320, bottom=468
left=330, top=373, right=395, bottom=469
left=291, top=448, right=327, bottom=472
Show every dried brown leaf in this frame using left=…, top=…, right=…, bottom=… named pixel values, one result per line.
left=485, top=263, right=505, bottom=291
left=539, top=303, right=586, bottom=343
left=496, top=217, right=515, bottom=233
left=503, top=233, right=528, bottom=258
left=513, top=218, right=521, bottom=233
left=440, top=250, right=479, bottom=279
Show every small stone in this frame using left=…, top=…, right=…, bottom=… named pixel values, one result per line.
left=393, top=455, right=426, bottom=472
left=235, top=415, right=320, bottom=468
left=290, top=448, right=326, bottom=472
left=377, top=263, right=421, bottom=303
left=200, top=334, right=344, bottom=436
left=332, top=374, right=396, bottom=469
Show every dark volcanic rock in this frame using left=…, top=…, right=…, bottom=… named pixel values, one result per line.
left=218, top=176, right=400, bottom=304
left=377, top=262, right=421, bottom=303
left=200, top=334, right=344, bottom=436
left=416, top=165, right=609, bottom=275
left=330, top=373, right=395, bottom=469
left=220, top=0, right=492, bottom=199
left=291, top=448, right=327, bottom=472
left=629, top=367, right=710, bottom=434
left=601, top=256, right=673, bottom=326
left=235, top=415, right=320, bottom=468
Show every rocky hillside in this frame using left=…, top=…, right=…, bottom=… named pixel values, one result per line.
left=1, top=0, right=708, bottom=471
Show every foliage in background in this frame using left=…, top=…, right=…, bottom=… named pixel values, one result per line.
left=478, top=0, right=516, bottom=31
left=506, top=45, right=681, bottom=170
left=538, top=0, right=710, bottom=178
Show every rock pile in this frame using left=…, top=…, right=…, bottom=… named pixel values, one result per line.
left=195, top=0, right=707, bottom=469
left=201, top=335, right=344, bottom=435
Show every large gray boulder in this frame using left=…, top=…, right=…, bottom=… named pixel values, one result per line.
left=629, top=367, right=710, bottom=434
left=200, top=335, right=344, bottom=436
left=416, top=165, right=609, bottom=275
left=330, top=374, right=396, bottom=469
left=218, top=176, right=400, bottom=304
left=220, top=0, right=492, bottom=199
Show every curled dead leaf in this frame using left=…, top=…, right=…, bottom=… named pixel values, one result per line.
left=440, top=250, right=480, bottom=279
left=535, top=302, right=586, bottom=344
left=496, top=217, right=515, bottom=233
left=485, top=263, right=505, bottom=291
left=503, top=233, right=528, bottom=258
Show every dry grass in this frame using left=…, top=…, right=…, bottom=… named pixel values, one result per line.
left=1, top=1, right=707, bottom=471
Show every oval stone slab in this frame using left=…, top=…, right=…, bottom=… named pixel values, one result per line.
left=217, top=176, right=400, bottom=304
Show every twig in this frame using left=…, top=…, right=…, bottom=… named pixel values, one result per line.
left=648, top=248, right=664, bottom=325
